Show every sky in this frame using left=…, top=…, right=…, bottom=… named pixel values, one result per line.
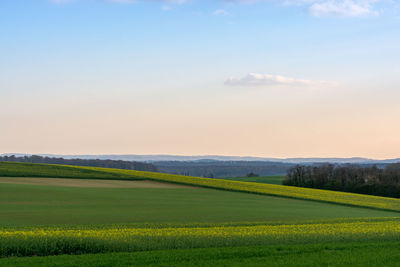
left=1, top=0, right=400, bottom=159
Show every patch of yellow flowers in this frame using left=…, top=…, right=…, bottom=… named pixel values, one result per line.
left=2, top=221, right=400, bottom=240
left=2, top=220, right=400, bottom=257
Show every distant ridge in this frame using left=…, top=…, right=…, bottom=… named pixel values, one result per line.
left=2, top=153, right=400, bottom=164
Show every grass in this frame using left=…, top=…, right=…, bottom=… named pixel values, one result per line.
left=2, top=241, right=400, bottom=266
left=2, top=162, right=400, bottom=264
left=0, top=162, right=134, bottom=180
left=2, top=218, right=400, bottom=257
left=221, top=175, right=285, bottom=185
left=2, top=182, right=398, bottom=227
left=3, top=162, right=400, bottom=212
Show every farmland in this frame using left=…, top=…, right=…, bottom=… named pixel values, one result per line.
left=2, top=241, right=400, bottom=267
left=2, top=218, right=400, bottom=257
left=4, top=162, right=400, bottom=212
left=3, top=1, right=398, bottom=265
left=1, top=162, right=400, bottom=265
left=221, top=175, right=285, bottom=185
left=2, top=178, right=399, bottom=227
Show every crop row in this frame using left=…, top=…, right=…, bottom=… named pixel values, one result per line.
left=2, top=220, right=400, bottom=257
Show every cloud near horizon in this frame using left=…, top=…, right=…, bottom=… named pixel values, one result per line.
left=225, top=73, right=336, bottom=88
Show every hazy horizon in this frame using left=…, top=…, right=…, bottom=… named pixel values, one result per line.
left=1, top=0, right=399, bottom=159
left=2, top=152, right=400, bottom=162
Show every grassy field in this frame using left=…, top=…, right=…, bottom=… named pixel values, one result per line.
left=0, top=162, right=134, bottom=180
left=0, top=177, right=192, bottom=188
left=2, top=181, right=398, bottom=227
left=3, top=162, right=400, bottom=212
left=2, top=218, right=400, bottom=257
left=2, top=241, right=400, bottom=267
left=2, top=162, right=400, bottom=264
left=222, top=175, right=285, bottom=185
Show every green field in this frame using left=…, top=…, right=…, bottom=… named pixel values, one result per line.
left=1, top=162, right=400, bottom=265
left=4, top=162, right=400, bottom=212
left=1, top=182, right=398, bottom=227
left=222, top=175, right=285, bottom=185
left=2, top=241, right=400, bottom=267
left=0, top=162, right=134, bottom=180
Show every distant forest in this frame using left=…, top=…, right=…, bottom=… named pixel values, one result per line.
left=284, top=164, right=400, bottom=198
left=153, top=160, right=295, bottom=178
left=0, top=155, right=157, bottom=172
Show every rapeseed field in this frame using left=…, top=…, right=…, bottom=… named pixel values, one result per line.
left=2, top=219, right=400, bottom=257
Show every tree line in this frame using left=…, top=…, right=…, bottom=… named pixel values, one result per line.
left=283, top=163, right=400, bottom=198
left=153, top=160, right=294, bottom=178
left=0, top=155, right=157, bottom=172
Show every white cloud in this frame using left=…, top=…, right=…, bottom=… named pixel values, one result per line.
left=229, top=0, right=386, bottom=17
left=107, top=0, right=188, bottom=3
left=49, top=0, right=74, bottom=3
left=47, top=0, right=391, bottom=17
left=107, top=0, right=136, bottom=3
left=224, top=0, right=261, bottom=3
left=213, top=9, right=230, bottom=15
left=49, top=0, right=188, bottom=4
left=309, top=0, right=377, bottom=17
left=225, top=73, right=336, bottom=88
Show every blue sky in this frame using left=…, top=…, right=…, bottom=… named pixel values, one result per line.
left=1, top=0, right=400, bottom=158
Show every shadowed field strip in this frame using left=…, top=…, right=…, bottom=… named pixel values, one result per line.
left=0, top=177, right=194, bottom=189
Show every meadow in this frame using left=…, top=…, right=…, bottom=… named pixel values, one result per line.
left=221, top=175, right=285, bottom=185
left=1, top=162, right=400, bottom=265
left=2, top=218, right=400, bottom=257
left=0, top=162, right=134, bottom=180
left=2, top=182, right=398, bottom=227
left=2, top=241, right=400, bottom=266
left=4, top=162, right=400, bottom=212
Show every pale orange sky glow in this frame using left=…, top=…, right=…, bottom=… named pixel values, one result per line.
left=2, top=81, right=400, bottom=159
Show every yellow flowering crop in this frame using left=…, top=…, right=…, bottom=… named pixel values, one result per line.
left=2, top=220, right=400, bottom=240
left=2, top=220, right=400, bottom=257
